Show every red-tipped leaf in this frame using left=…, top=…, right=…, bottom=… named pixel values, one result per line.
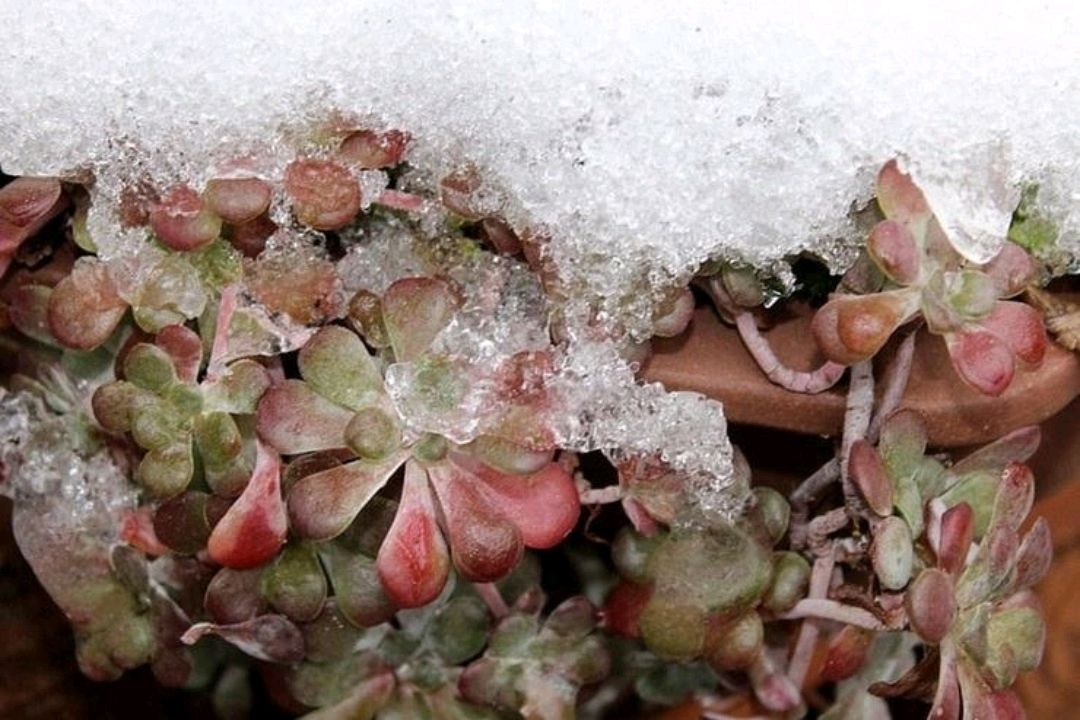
left=867, top=220, right=920, bottom=285
left=287, top=454, right=405, bottom=541
left=979, top=301, right=1047, bottom=366
left=46, top=258, right=128, bottom=350
left=946, top=330, right=1015, bottom=396
left=375, top=461, right=450, bottom=608
left=381, top=276, right=458, bottom=361
left=256, top=380, right=354, bottom=454
left=204, top=177, right=272, bottom=224
left=207, top=442, right=287, bottom=569
left=284, top=159, right=361, bottom=230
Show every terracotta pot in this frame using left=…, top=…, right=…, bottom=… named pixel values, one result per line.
left=643, top=305, right=1080, bottom=448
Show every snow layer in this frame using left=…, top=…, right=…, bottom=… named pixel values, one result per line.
left=2, top=0, right=1078, bottom=286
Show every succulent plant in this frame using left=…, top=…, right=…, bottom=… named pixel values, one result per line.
left=0, top=141, right=1062, bottom=720
left=881, top=463, right=1050, bottom=718
left=812, top=160, right=1048, bottom=396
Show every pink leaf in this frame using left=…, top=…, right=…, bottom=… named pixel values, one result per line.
left=929, top=648, right=961, bottom=720
left=155, top=324, right=203, bottom=383
left=867, top=220, right=921, bottom=285
left=46, top=258, right=128, bottom=350
left=149, top=185, right=223, bottom=251
left=256, top=380, right=354, bottom=454
left=978, top=301, right=1047, bottom=366
left=811, top=291, right=913, bottom=365
left=982, top=242, right=1035, bottom=298
left=381, top=276, right=458, bottom=361
left=875, top=159, right=930, bottom=228
left=0, top=177, right=65, bottom=253
left=848, top=440, right=894, bottom=516
left=451, top=454, right=580, bottom=549
left=284, top=159, right=361, bottom=230
left=207, top=442, right=287, bottom=569
left=428, top=461, right=524, bottom=582
left=946, top=330, right=1015, bottom=396
left=376, top=189, right=425, bottom=213
left=936, top=502, right=975, bottom=576
left=204, top=567, right=267, bottom=625
left=375, top=461, right=450, bottom=608
left=204, top=177, right=272, bottom=224
left=905, top=568, right=956, bottom=643
left=287, top=455, right=404, bottom=541
left=951, top=426, right=1040, bottom=477
left=990, top=462, right=1035, bottom=534
left=120, top=506, right=171, bottom=557
left=1013, top=517, right=1052, bottom=590
left=339, top=129, right=410, bottom=169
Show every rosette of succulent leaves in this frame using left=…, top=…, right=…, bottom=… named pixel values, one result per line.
left=0, top=133, right=1059, bottom=720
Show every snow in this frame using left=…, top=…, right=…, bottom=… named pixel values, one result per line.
left=2, top=1, right=1078, bottom=522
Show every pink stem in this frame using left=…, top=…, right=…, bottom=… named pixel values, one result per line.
left=376, top=189, right=425, bottom=213
left=473, top=582, right=509, bottom=619
left=787, top=551, right=835, bottom=690
left=867, top=330, right=916, bottom=442
left=840, top=358, right=874, bottom=511
left=779, top=598, right=887, bottom=631
left=734, top=312, right=846, bottom=394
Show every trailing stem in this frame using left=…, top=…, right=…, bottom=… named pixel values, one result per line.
left=867, top=330, right=916, bottom=442
left=733, top=312, right=846, bottom=394
left=840, top=359, right=874, bottom=510
left=779, top=598, right=888, bottom=631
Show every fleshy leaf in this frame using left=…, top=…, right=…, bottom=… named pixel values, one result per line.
left=820, top=626, right=874, bottom=683
left=261, top=543, right=327, bottom=623
left=812, top=291, right=915, bottom=365
left=287, top=454, right=404, bottom=541
left=875, top=159, right=930, bottom=230
left=153, top=491, right=211, bottom=554
left=1012, top=518, right=1052, bottom=590
left=181, top=614, right=304, bottom=663
left=848, top=440, right=894, bottom=516
left=452, top=454, right=579, bottom=549
left=47, top=258, right=128, bottom=350
left=155, top=324, right=203, bottom=383
left=951, top=426, right=1040, bottom=477
left=984, top=607, right=1045, bottom=688
left=203, top=358, right=272, bottom=414
left=204, top=177, right=272, bottom=224
left=936, top=502, right=975, bottom=576
left=375, top=460, right=450, bottom=608
left=946, top=330, right=1015, bottom=396
left=381, top=276, right=458, bottom=361
left=256, top=380, right=354, bottom=454
left=204, top=568, right=268, bottom=625
left=867, top=220, right=920, bottom=285
left=989, top=463, right=1035, bottom=534
left=284, top=158, right=362, bottom=230
left=320, top=543, right=396, bottom=627
left=298, top=326, right=384, bottom=411
left=465, top=435, right=554, bottom=476
left=136, top=441, right=195, bottom=498
left=207, top=442, right=287, bottom=569
left=150, top=185, right=223, bottom=252
left=339, top=129, right=410, bottom=169
left=871, top=516, right=914, bottom=590
left=905, top=568, right=956, bottom=643
left=761, top=551, right=811, bottom=613
left=428, top=461, right=524, bottom=583
left=0, top=176, right=64, bottom=251
left=982, top=242, right=1035, bottom=298
left=944, top=270, right=998, bottom=319
left=878, top=409, right=928, bottom=481
left=978, top=301, right=1047, bottom=366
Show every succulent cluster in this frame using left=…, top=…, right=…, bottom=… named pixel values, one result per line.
left=812, top=160, right=1047, bottom=396
left=0, top=143, right=1060, bottom=720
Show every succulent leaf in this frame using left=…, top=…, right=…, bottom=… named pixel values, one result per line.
left=376, top=461, right=451, bottom=608
left=256, top=379, right=354, bottom=454
left=207, top=442, right=287, bottom=569
left=382, top=276, right=458, bottom=362
left=287, top=454, right=405, bottom=541
left=298, top=326, right=385, bottom=411
left=284, top=158, right=362, bottom=230
left=181, top=614, right=304, bottom=663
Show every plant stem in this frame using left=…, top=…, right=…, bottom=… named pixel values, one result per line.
left=578, top=485, right=623, bottom=504
left=787, top=551, right=835, bottom=690
left=473, top=582, right=509, bottom=619
left=779, top=599, right=888, bottom=631
left=840, top=359, right=874, bottom=510
left=733, top=312, right=847, bottom=394
left=791, top=458, right=840, bottom=507
left=867, top=330, right=916, bottom=442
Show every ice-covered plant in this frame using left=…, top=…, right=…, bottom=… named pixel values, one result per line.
left=812, top=160, right=1047, bottom=396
